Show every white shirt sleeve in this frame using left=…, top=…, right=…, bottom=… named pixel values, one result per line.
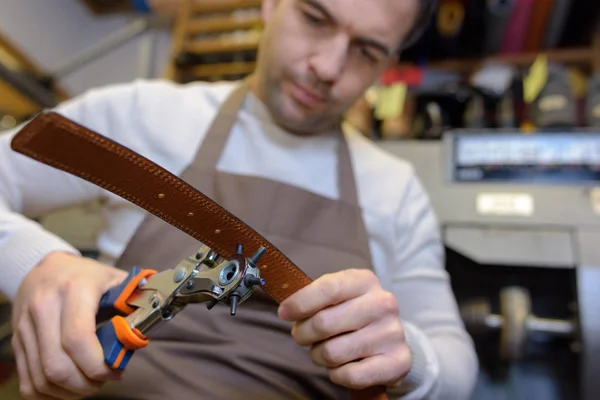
left=0, top=85, right=132, bottom=300
left=386, top=168, right=479, bottom=399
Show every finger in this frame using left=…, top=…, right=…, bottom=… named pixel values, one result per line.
left=291, top=290, right=398, bottom=346
left=61, top=280, right=117, bottom=382
left=30, top=290, right=103, bottom=396
left=13, top=338, right=60, bottom=400
left=279, top=269, right=379, bottom=321
left=308, top=320, right=390, bottom=368
left=12, top=332, right=36, bottom=400
left=328, top=353, right=410, bottom=390
left=20, top=310, right=80, bottom=399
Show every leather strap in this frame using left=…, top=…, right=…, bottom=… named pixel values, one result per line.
left=10, top=111, right=388, bottom=400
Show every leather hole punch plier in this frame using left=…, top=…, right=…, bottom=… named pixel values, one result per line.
left=96, top=243, right=266, bottom=370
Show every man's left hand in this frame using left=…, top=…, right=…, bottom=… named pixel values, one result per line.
left=278, top=269, right=412, bottom=390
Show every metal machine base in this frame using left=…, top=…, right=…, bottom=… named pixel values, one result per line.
left=378, top=134, right=600, bottom=400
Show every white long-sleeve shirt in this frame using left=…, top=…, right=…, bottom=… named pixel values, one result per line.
left=0, top=78, right=478, bottom=399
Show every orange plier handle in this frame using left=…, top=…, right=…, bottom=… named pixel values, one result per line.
left=96, top=266, right=157, bottom=370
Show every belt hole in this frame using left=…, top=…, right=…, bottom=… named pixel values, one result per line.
left=187, top=212, right=194, bottom=216
left=281, top=283, right=289, bottom=289
left=157, top=193, right=165, bottom=199
left=214, top=229, right=221, bottom=234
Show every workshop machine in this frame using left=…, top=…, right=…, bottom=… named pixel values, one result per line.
left=379, top=130, right=600, bottom=400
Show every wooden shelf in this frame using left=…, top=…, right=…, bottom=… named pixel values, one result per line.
left=0, top=28, right=70, bottom=121
left=82, top=0, right=263, bottom=15
left=182, top=61, right=256, bottom=78
left=185, top=37, right=259, bottom=54
left=192, top=0, right=262, bottom=14
left=0, top=79, right=39, bottom=117
left=0, top=30, right=69, bottom=101
left=187, top=16, right=262, bottom=34
left=165, top=1, right=263, bottom=81
left=397, top=47, right=595, bottom=74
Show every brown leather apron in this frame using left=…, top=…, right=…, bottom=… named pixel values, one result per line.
left=91, top=80, right=376, bottom=400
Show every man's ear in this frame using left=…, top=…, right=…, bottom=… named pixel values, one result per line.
left=261, top=0, right=278, bottom=23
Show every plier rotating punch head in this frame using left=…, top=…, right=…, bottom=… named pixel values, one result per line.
left=96, top=243, right=266, bottom=370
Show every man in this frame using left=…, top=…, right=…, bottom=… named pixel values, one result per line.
left=0, top=0, right=478, bottom=399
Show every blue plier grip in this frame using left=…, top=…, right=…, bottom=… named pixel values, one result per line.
left=96, top=266, right=157, bottom=370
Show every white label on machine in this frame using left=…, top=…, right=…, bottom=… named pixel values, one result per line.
left=476, top=193, right=534, bottom=216
left=589, top=188, right=600, bottom=215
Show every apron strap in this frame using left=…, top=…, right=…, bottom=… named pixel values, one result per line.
left=194, top=81, right=250, bottom=170
left=337, top=135, right=360, bottom=207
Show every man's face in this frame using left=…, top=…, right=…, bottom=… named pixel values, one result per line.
left=253, top=0, right=420, bottom=135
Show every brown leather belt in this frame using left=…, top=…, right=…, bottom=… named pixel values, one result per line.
left=11, top=111, right=388, bottom=400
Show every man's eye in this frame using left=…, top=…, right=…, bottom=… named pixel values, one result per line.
left=304, top=12, right=325, bottom=25
left=359, top=48, right=377, bottom=63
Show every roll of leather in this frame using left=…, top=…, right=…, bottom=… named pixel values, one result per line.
left=421, top=102, right=445, bottom=139
left=464, top=94, right=486, bottom=128
left=497, top=92, right=518, bottom=127
left=544, top=0, right=573, bottom=47
left=437, top=0, right=466, bottom=38
left=530, top=63, right=577, bottom=128
left=524, top=0, right=553, bottom=51
left=435, top=0, right=466, bottom=58
left=484, top=0, right=515, bottom=54
left=499, top=0, right=535, bottom=54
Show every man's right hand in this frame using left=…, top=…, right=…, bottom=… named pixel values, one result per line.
left=11, top=251, right=129, bottom=400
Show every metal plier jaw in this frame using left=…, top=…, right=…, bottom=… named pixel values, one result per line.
left=96, top=243, right=266, bottom=370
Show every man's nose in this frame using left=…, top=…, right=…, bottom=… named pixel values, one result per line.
left=309, top=35, right=349, bottom=84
